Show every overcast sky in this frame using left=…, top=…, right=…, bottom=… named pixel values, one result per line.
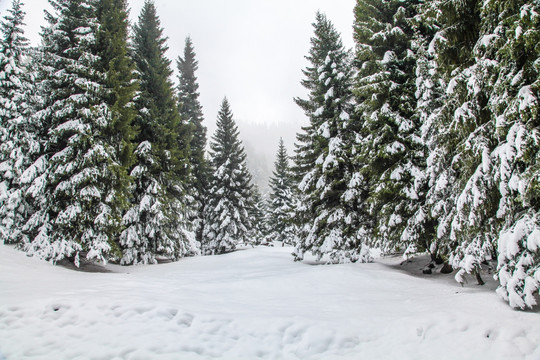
left=0, top=0, right=356, bottom=189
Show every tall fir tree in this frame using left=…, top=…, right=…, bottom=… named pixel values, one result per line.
left=248, top=184, right=268, bottom=245
left=176, top=36, right=209, bottom=245
left=486, top=0, right=540, bottom=309
left=400, top=0, right=443, bottom=260
left=267, top=138, right=296, bottom=246
left=293, top=12, right=342, bottom=184
left=351, top=0, right=425, bottom=255
left=94, top=0, right=138, bottom=259
left=121, top=0, right=195, bottom=264
left=416, top=0, right=500, bottom=284
left=416, top=0, right=540, bottom=306
left=0, top=0, right=37, bottom=245
left=24, top=0, right=128, bottom=265
left=203, top=98, right=253, bottom=255
left=293, top=12, right=368, bottom=263
left=446, top=0, right=501, bottom=285
left=95, top=0, right=138, bottom=170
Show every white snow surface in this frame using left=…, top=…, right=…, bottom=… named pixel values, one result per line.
left=1, top=245, right=539, bottom=360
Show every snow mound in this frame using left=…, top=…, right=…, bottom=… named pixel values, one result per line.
left=1, top=245, right=539, bottom=359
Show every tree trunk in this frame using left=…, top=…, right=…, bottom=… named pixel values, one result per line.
left=474, top=269, right=485, bottom=286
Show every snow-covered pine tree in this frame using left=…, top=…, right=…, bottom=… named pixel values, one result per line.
left=203, top=98, right=253, bottom=255
left=400, top=0, right=442, bottom=260
left=248, top=185, right=268, bottom=245
left=176, top=36, right=209, bottom=245
left=293, top=12, right=367, bottom=263
left=267, top=138, right=296, bottom=246
left=122, top=0, right=196, bottom=264
left=292, top=12, right=341, bottom=184
left=24, top=0, right=129, bottom=265
left=352, top=0, right=424, bottom=255
left=94, top=0, right=139, bottom=260
left=444, top=0, right=503, bottom=285
left=417, top=0, right=501, bottom=284
left=290, top=12, right=326, bottom=248
left=487, top=0, right=540, bottom=309
left=0, top=0, right=37, bottom=246
left=96, top=0, right=138, bottom=172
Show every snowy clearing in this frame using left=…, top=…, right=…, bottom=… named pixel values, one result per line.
left=1, top=245, right=539, bottom=360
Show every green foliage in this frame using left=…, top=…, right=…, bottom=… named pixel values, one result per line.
left=177, top=36, right=209, bottom=243
left=22, top=0, right=130, bottom=264
left=293, top=12, right=368, bottom=263
left=96, top=0, right=138, bottom=169
left=486, top=0, right=540, bottom=309
left=94, top=0, right=139, bottom=256
left=248, top=185, right=269, bottom=244
left=120, top=0, right=195, bottom=264
left=177, top=36, right=206, bottom=177
left=267, top=138, right=296, bottom=245
left=0, top=0, right=35, bottom=246
left=353, top=0, right=424, bottom=253
left=131, top=1, right=189, bottom=179
left=203, top=98, right=253, bottom=254
left=293, top=12, right=345, bottom=183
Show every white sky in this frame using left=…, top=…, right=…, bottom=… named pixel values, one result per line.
left=0, top=0, right=355, bottom=188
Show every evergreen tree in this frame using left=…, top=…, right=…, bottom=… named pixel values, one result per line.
left=292, top=12, right=341, bottom=184
left=352, top=0, right=424, bottom=255
left=0, top=0, right=36, bottom=245
left=203, top=98, right=253, bottom=255
left=94, top=0, right=138, bottom=259
left=96, top=0, right=138, bottom=170
left=446, top=1, right=501, bottom=285
left=122, top=0, right=195, bottom=264
left=487, top=0, right=540, bottom=309
left=248, top=185, right=268, bottom=245
left=176, top=36, right=209, bottom=245
left=400, top=0, right=442, bottom=259
left=416, top=0, right=500, bottom=283
left=267, top=138, right=296, bottom=246
left=409, top=0, right=540, bottom=307
left=293, top=12, right=368, bottom=263
left=24, top=0, right=127, bottom=265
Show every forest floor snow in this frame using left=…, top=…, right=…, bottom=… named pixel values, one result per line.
left=0, top=244, right=539, bottom=360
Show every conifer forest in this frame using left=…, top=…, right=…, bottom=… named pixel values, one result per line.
left=1, top=0, right=540, bottom=316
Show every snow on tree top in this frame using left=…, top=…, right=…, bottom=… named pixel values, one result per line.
left=382, top=51, right=396, bottom=64
left=518, top=86, right=537, bottom=112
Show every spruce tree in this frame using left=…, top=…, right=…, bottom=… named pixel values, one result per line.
left=400, top=0, right=442, bottom=259
left=416, top=0, right=501, bottom=283
left=487, top=0, right=540, bottom=309
left=267, top=138, right=296, bottom=246
left=122, top=0, right=195, bottom=264
left=248, top=185, right=268, bottom=245
left=447, top=1, right=501, bottom=285
left=25, top=0, right=126, bottom=265
left=203, top=98, right=253, bottom=255
left=0, top=0, right=36, bottom=245
left=293, top=12, right=367, bottom=263
left=409, top=0, right=540, bottom=307
left=352, top=0, right=424, bottom=255
left=176, top=36, right=209, bottom=245
left=95, top=0, right=138, bottom=170
left=94, top=0, right=138, bottom=259
left=293, top=12, right=341, bottom=183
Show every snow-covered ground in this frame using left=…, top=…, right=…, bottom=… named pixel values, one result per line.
left=1, top=244, right=539, bottom=360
